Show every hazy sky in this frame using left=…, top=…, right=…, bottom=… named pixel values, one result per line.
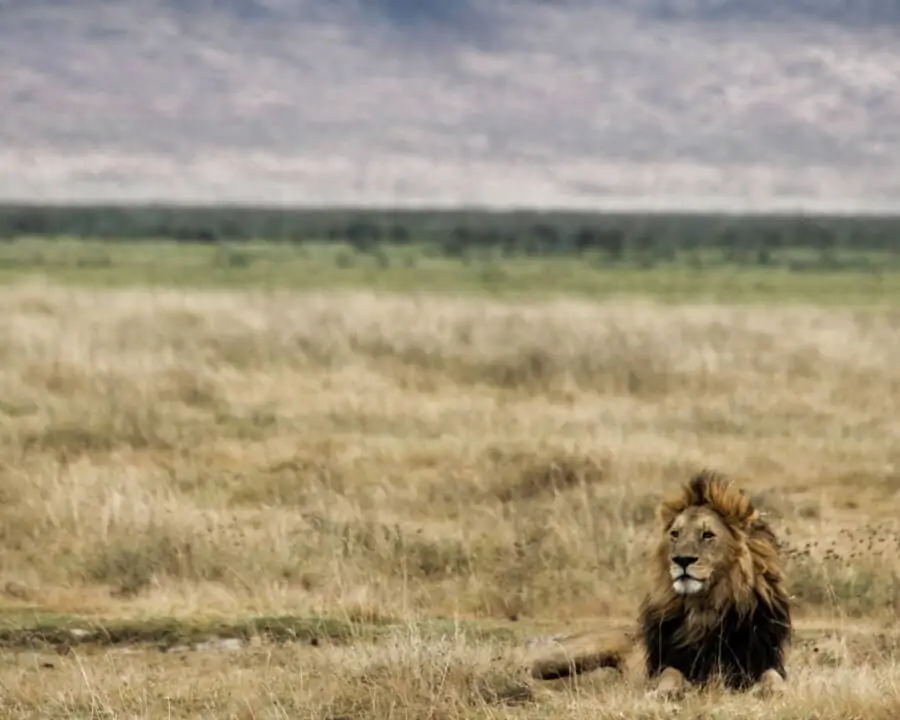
left=1, top=0, right=899, bottom=210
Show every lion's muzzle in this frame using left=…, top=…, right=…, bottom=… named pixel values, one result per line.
left=669, top=555, right=706, bottom=595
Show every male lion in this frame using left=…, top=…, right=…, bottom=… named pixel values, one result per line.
left=528, top=470, right=791, bottom=698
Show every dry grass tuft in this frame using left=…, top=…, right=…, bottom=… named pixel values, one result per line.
left=1, top=277, right=899, bottom=717
left=483, top=448, right=609, bottom=504
left=318, top=631, right=535, bottom=720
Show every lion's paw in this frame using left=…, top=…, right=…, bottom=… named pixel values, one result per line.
left=648, top=669, right=686, bottom=701
left=752, top=670, right=786, bottom=700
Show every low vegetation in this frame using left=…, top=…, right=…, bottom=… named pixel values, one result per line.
left=1, top=237, right=899, bottom=305
left=2, top=205, right=899, bottom=269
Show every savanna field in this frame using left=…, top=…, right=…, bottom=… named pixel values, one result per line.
left=1, top=239, right=900, bottom=719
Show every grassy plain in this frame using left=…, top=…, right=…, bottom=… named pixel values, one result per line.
left=1, top=236, right=899, bottom=304
left=0, top=244, right=899, bottom=718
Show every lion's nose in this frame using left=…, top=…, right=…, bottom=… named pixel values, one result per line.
left=673, top=556, right=698, bottom=570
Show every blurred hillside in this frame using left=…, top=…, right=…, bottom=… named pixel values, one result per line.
left=1, top=0, right=898, bottom=210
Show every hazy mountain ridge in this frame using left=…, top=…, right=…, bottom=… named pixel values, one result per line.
left=131, top=0, right=900, bottom=28
left=2, top=0, right=899, bottom=210
left=631, top=0, right=900, bottom=25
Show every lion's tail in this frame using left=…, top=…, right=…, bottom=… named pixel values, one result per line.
left=527, top=628, right=639, bottom=680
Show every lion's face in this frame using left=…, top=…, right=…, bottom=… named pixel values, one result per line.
left=648, top=471, right=788, bottom=626
left=665, top=505, right=736, bottom=597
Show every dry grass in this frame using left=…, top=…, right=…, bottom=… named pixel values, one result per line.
left=1, top=276, right=899, bottom=718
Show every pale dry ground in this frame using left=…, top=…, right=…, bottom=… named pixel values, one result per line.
left=4, top=631, right=900, bottom=719
left=1, top=277, right=899, bottom=718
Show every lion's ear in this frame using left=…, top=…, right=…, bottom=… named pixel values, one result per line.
left=656, top=502, right=678, bottom=529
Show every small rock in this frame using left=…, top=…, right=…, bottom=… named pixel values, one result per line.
left=218, top=638, right=243, bottom=652
left=523, top=634, right=564, bottom=649
left=165, top=644, right=191, bottom=654
left=195, top=638, right=243, bottom=653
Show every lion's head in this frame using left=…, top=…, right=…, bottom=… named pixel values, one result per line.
left=639, top=470, right=791, bottom=691
left=647, top=470, right=786, bottom=618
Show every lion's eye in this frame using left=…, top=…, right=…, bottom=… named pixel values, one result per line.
left=670, top=530, right=679, bottom=539
left=702, top=530, right=716, bottom=540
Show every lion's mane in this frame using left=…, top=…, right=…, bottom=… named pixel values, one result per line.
left=639, top=470, right=792, bottom=690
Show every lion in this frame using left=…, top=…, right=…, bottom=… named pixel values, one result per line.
left=527, top=470, right=792, bottom=698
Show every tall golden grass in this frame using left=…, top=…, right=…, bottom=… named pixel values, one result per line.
left=0, top=277, right=899, bottom=718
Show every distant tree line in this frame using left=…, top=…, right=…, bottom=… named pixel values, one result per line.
left=1, top=203, right=898, bottom=265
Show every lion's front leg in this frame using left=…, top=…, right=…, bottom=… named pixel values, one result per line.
left=753, top=669, right=785, bottom=698
left=649, top=667, right=687, bottom=699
